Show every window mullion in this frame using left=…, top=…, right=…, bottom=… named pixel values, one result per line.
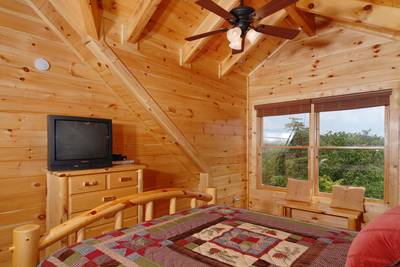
left=309, top=104, right=317, bottom=196
left=315, top=112, right=320, bottom=196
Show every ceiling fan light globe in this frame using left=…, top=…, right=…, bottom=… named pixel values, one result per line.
left=229, top=39, right=242, bottom=50
left=246, top=29, right=258, bottom=44
left=227, top=27, right=242, bottom=42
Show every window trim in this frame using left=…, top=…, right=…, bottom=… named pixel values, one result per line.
left=257, top=104, right=390, bottom=203
left=257, top=113, right=312, bottom=192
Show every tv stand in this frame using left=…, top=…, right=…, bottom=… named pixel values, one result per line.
left=46, top=164, right=146, bottom=255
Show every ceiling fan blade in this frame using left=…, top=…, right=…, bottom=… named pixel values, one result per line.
left=255, top=0, right=297, bottom=19
left=196, top=0, right=236, bottom=20
left=185, top=28, right=228, bottom=41
left=254, top=24, right=300, bottom=39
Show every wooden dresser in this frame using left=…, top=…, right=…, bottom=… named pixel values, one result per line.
left=46, top=164, right=145, bottom=252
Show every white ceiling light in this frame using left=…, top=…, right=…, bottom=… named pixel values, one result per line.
left=34, top=58, right=50, bottom=72
left=227, top=27, right=242, bottom=43
left=246, top=29, right=259, bottom=44
left=229, top=39, right=242, bottom=50
left=227, top=27, right=242, bottom=50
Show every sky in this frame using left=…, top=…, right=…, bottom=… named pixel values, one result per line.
left=263, top=107, right=384, bottom=145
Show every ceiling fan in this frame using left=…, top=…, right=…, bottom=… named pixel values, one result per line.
left=185, top=0, right=300, bottom=54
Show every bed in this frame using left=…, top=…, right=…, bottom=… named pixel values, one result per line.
left=11, top=188, right=356, bottom=267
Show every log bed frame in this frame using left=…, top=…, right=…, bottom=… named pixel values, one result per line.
left=9, top=187, right=217, bottom=267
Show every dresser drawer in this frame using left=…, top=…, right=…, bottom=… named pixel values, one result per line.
left=69, top=187, right=137, bottom=213
left=107, top=171, right=138, bottom=189
left=291, top=209, right=348, bottom=229
left=69, top=174, right=106, bottom=195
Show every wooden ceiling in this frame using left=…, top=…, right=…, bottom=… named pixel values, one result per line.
left=31, top=0, right=400, bottom=79
left=99, top=0, right=400, bottom=78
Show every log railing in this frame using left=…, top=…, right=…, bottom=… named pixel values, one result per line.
left=10, top=187, right=216, bottom=267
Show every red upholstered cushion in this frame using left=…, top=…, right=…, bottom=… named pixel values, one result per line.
left=346, top=206, right=400, bottom=267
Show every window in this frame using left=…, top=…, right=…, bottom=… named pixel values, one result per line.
left=318, top=107, right=385, bottom=199
left=262, top=114, right=309, bottom=187
left=256, top=90, right=391, bottom=200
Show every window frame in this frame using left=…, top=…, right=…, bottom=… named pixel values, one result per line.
left=257, top=112, right=312, bottom=192
left=257, top=104, right=390, bottom=203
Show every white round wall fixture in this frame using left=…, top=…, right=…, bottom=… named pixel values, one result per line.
left=34, top=58, right=50, bottom=71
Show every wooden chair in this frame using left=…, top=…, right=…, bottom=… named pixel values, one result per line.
left=9, top=187, right=217, bottom=267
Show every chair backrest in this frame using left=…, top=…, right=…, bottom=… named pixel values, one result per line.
left=286, top=178, right=312, bottom=203
left=330, top=185, right=365, bottom=212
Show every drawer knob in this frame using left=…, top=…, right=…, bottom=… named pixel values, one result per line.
left=119, top=177, right=132, bottom=182
left=83, top=181, right=98, bottom=187
left=103, top=196, right=117, bottom=202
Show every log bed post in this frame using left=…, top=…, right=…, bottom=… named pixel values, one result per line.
left=76, top=228, right=85, bottom=242
left=11, top=224, right=40, bottom=267
left=206, top=187, right=217, bottom=204
left=114, top=211, right=123, bottom=230
left=145, top=201, right=154, bottom=221
left=169, top=197, right=177, bottom=214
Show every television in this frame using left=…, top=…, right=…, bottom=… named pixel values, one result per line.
left=48, top=115, right=113, bottom=171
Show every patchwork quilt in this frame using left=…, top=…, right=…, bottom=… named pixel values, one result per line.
left=40, top=205, right=357, bottom=267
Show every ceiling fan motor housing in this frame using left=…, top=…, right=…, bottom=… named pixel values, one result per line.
left=230, top=6, right=255, bottom=35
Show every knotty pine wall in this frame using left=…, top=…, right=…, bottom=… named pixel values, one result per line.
left=248, top=21, right=400, bottom=223
left=110, top=44, right=247, bottom=205
left=0, top=1, right=247, bottom=265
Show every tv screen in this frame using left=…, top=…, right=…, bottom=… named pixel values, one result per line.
left=48, top=115, right=112, bottom=171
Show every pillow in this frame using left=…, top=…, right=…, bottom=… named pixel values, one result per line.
left=346, top=205, right=400, bottom=267
left=330, top=185, right=365, bottom=212
left=286, top=178, right=311, bottom=203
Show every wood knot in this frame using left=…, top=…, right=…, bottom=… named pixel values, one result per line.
left=90, top=210, right=97, bottom=215
left=33, top=182, right=41, bottom=187
left=308, top=3, right=315, bottom=9
left=22, top=67, right=30, bottom=72
left=38, top=214, right=46, bottom=220
left=363, top=4, right=372, bottom=11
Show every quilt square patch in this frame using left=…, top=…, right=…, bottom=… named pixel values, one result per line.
left=193, top=223, right=233, bottom=241
left=107, top=234, right=162, bottom=257
left=193, top=242, right=258, bottom=267
left=238, top=223, right=292, bottom=240
left=212, top=228, right=279, bottom=257
left=261, top=241, right=308, bottom=267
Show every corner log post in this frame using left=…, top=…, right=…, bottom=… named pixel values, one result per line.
left=10, top=188, right=216, bottom=267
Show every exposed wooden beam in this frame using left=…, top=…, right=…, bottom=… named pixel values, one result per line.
left=78, top=0, right=103, bottom=40
left=27, top=0, right=210, bottom=175
left=122, top=0, right=162, bottom=44
left=297, top=0, right=400, bottom=34
left=180, top=0, right=239, bottom=66
left=285, top=4, right=316, bottom=36
left=218, top=10, right=288, bottom=77
left=48, top=0, right=84, bottom=35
